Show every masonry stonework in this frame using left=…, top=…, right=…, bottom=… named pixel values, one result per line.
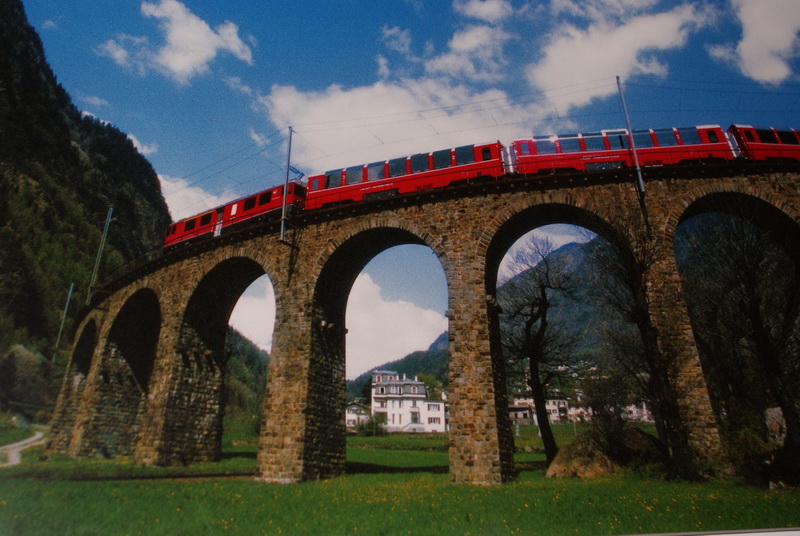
left=47, top=165, right=800, bottom=484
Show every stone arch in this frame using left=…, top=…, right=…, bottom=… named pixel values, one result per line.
left=180, top=256, right=267, bottom=370
left=672, top=189, right=800, bottom=459
left=73, top=288, right=161, bottom=458
left=162, top=255, right=267, bottom=463
left=72, top=318, right=98, bottom=377
left=302, top=219, right=449, bottom=479
left=480, top=198, right=628, bottom=291
left=45, top=318, right=99, bottom=456
left=672, top=188, right=800, bottom=259
left=665, top=182, right=800, bottom=247
left=310, top=217, right=450, bottom=287
left=107, top=288, right=161, bottom=394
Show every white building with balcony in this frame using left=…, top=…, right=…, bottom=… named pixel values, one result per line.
left=370, top=370, right=448, bottom=433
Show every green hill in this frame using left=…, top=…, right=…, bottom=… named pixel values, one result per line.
left=0, top=0, right=172, bottom=354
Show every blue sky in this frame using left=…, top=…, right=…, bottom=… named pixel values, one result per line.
left=25, top=0, right=800, bottom=378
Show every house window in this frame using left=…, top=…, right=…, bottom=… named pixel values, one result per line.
left=412, top=413, right=419, bottom=424
left=428, top=404, right=440, bottom=411
left=428, top=417, right=441, bottom=424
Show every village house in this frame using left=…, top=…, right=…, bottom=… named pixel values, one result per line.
left=370, top=370, right=448, bottom=433
left=344, top=401, right=370, bottom=430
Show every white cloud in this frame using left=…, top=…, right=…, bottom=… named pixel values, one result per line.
left=497, top=225, right=594, bottom=284
left=158, top=173, right=238, bottom=220
left=98, top=0, right=253, bottom=84
left=78, top=94, right=111, bottom=108
left=260, top=78, right=539, bottom=175
left=229, top=276, right=275, bottom=352
left=97, top=35, right=150, bottom=76
left=453, top=0, right=513, bottom=24
left=550, top=0, right=660, bottom=22
left=707, top=0, right=800, bottom=84
left=225, top=272, right=448, bottom=380
left=526, top=3, right=713, bottom=112
left=345, top=273, right=448, bottom=379
left=128, top=134, right=159, bottom=155
left=382, top=26, right=414, bottom=57
left=425, top=25, right=511, bottom=82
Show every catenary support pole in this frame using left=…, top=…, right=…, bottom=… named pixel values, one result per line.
left=52, top=282, right=74, bottom=364
left=86, top=207, right=113, bottom=305
left=280, top=126, right=294, bottom=243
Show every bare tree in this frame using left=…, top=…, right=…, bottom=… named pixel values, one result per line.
left=581, top=216, right=699, bottom=479
left=676, top=211, right=800, bottom=468
left=497, top=237, right=582, bottom=465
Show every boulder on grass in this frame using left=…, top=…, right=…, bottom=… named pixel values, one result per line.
left=546, top=431, right=619, bottom=479
left=546, top=428, right=665, bottom=479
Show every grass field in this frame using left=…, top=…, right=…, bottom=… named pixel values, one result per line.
left=1, top=422, right=798, bottom=535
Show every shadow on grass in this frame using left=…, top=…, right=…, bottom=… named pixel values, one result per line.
left=220, top=451, right=257, bottom=461
left=345, top=461, right=449, bottom=475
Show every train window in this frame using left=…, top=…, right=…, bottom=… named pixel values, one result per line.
left=410, top=153, right=428, bottom=173
left=517, top=142, right=531, bottom=155
left=482, top=147, right=491, bottom=161
left=559, top=136, right=581, bottom=153
left=776, top=130, right=800, bottom=145
left=632, top=130, right=654, bottom=148
left=388, top=157, right=407, bottom=177
left=184, top=218, right=196, bottom=232
left=367, top=161, right=384, bottom=180
left=345, top=165, right=363, bottom=185
left=654, top=128, right=678, bottom=146
left=534, top=138, right=557, bottom=154
left=259, top=192, right=271, bottom=205
left=244, top=197, right=257, bottom=211
left=293, top=183, right=306, bottom=196
left=433, top=149, right=451, bottom=169
left=678, top=128, right=702, bottom=145
left=455, top=145, right=475, bottom=165
left=706, top=131, right=719, bottom=143
left=583, top=133, right=605, bottom=151
left=200, top=213, right=212, bottom=226
left=607, top=131, right=629, bottom=150
left=756, top=129, right=778, bottom=144
left=325, top=171, right=341, bottom=189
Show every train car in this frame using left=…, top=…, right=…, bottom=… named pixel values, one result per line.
left=163, top=182, right=306, bottom=247
left=512, top=125, right=735, bottom=175
left=163, top=209, right=221, bottom=247
left=304, top=141, right=506, bottom=210
left=727, top=125, right=800, bottom=162
left=221, top=182, right=306, bottom=228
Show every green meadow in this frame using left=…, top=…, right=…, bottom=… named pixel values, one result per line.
left=1, top=423, right=798, bottom=535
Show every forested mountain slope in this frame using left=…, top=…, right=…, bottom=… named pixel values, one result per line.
left=0, top=0, right=172, bottom=353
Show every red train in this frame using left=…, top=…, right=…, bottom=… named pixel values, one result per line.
left=164, top=124, right=800, bottom=247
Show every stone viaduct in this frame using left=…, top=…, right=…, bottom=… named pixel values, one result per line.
left=46, top=162, right=800, bottom=485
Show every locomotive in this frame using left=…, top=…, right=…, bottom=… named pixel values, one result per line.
left=163, top=123, right=800, bottom=247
